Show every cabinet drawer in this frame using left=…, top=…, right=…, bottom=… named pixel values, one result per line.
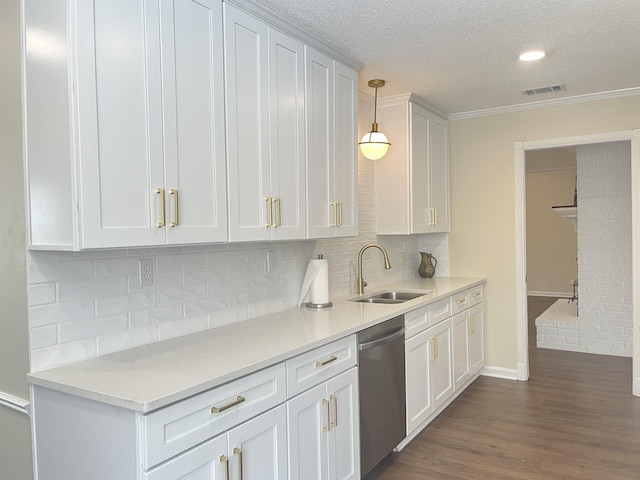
left=451, top=290, right=470, bottom=314
left=141, top=363, right=286, bottom=469
left=405, top=306, right=429, bottom=339
left=286, top=335, right=357, bottom=397
left=468, top=284, right=484, bottom=307
left=429, top=297, right=452, bottom=325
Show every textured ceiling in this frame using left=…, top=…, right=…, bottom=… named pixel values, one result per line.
left=255, top=0, right=640, bottom=114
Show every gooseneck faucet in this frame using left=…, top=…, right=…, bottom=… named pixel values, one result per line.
left=357, top=243, right=391, bottom=295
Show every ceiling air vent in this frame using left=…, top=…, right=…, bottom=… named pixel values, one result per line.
left=521, top=84, right=566, bottom=96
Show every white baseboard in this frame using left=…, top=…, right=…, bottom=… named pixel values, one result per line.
left=0, top=390, right=30, bottom=416
left=527, top=290, right=572, bottom=298
left=481, top=365, right=518, bottom=381
left=634, top=376, right=640, bottom=397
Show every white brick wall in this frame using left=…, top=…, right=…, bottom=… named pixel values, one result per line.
left=27, top=98, right=449, bottom=371
left=576, top=141, right=632, bottom=357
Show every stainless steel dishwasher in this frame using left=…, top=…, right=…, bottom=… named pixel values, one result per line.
left=358, top=315, right=406, bottom=477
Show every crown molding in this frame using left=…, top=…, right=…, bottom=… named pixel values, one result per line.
left=449, top=87, right=640, bottom=121
left=224, top=0, right=364, bottom=70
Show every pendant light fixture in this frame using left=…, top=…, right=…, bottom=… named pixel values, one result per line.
left=359, top=79, right=390, bottom=160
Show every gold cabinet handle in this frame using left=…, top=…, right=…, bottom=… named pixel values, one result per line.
left=211, top=395, right=245, bottom=413
left=456, top=297, right=467, bottom=306
left=322, top=398, right=330, bottom=432
left=156, top=188, right=166, bottom=227
left=329, top=202, right=337, bottom=227
left=470, top=317, right=476, bottom=336
left=233, top=447, right=243, bottom=480
left=169, top=189, right=179, bottom=227
left=337, top=202, right=343, bottom=226
left=330, top=394, right=338, bottom=428
left=429, top=338, right=435, bottom=361
left=316, top=355, right=337, bottom=367
left=220, top=455, right=230, bottom=480
left=265, top=197, right=273, bottom=227
left=274, top=197, right=281, bottom=227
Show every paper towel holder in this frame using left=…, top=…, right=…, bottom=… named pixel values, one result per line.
left=306, top=254, right=333, bottom=310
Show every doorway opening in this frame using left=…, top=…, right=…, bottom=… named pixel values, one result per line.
left=514, top=130, right=640, bottom=397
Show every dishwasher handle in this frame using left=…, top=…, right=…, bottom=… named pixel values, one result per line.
left=358, top=327, right=405, bottom=351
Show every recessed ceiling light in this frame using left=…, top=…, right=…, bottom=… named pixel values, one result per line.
left=518, top=50, right=546, bottom=61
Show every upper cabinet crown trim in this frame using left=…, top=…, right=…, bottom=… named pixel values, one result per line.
left=223, top=0, right=364, bottom=71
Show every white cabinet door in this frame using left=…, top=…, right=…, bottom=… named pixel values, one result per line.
left=145, top=405, right=287, bottom=480
left=429, top=319, right=454, bottom=411
left=76, top=0, right=166, bottom=248
left=405, top=329, right=433, bottom=435
left=143, top=434, right=228, bottom=480
left=287, top=368, right=359, bottom=480
left=27, top=0, right=227, bottom=249
left=428, top=115, right=449, bottom=233
left=305, top=47, right=357, bottom=239
left=161, top=0, right=227, bottom=244
left=287, top=384, right=328, bottom=480
left=224, top=5, right=271, bottom=242
left=333, top=63, right=358, bottom=238
left=305, top=47, right=334, bottom=239
left=225, top=5, right=306, bottom=242
left=227, top=405, right=288, bottom=480
left=452, top=311, right=470, bottom=391
left=409, top=104, right=431, bottom=234
left=326, top=369, right=359, bottom=480
left=375, top=97, right=449, bottom=235
left=469, top=303, right=485, bottom=375
left=268, top=28, right=306, bottom=241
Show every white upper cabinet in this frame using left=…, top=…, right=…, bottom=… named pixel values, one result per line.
left=306, top=47, right=358, bottom=239
left=224, top=4, right=306, bottom=242
left=375, top=95, right=450, bottom=235
left=23, top=0, right=227, bottom=249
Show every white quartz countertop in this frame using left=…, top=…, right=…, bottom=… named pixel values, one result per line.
left=27, top=277, right=485, bottom=413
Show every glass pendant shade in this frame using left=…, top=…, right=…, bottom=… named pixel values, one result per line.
left=359, top=131, right=390, bottom=160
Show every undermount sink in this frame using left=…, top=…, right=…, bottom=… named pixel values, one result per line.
left=350, top=290, right=432, bottom=304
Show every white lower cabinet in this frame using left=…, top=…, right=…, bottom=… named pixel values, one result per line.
left=405, top=328, right=433, bottom=433
left=287, top=368, right=359, bottom=480
left=144, top=405, right=287, bottom=480
left=404, top=284, right=485, bottom=440
left=452, top=310, right=470, bottom=391
left=429, top=319, right=454, bottom=411
left=469, top=303, right=485, bottom=375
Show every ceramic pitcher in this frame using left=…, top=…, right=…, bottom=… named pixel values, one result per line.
left=418, top=252, right=437, bottom=278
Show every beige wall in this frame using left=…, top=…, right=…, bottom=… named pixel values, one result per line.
left=0, top=0, right=34, bottom=478
left=449, top=95, right=640, bottom=370
left=526, top=165, right=577, bottom=296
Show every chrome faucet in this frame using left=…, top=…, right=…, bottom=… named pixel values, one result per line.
left=357, top=243, right=391, bottom=295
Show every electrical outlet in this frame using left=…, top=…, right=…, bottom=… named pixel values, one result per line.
left=267, top=250, right=276, bottom=272
left=139, top=259, right=153, bottom=286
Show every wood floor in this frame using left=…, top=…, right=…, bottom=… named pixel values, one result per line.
left=363, top=296, right=640, bottom=480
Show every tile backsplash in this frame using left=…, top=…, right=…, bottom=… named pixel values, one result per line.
left=27, top=101, right=449, bottom=371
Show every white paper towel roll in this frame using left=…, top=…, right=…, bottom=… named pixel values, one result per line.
left=298, top=257, right=330, bottom=307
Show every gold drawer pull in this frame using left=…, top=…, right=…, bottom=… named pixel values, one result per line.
left=156, top=188, right=166, bottom=227
left=265, top=197, right=273, bottom=227
left=316, top=355, right=337, bottom=367
left=169, top=189, right=179, bottom=227
left=233, top=447, right=243, bottom=480
left=220, top=455, right=230, bottom=480
left=322, top=398, right=330, bottom=432
left=211, top=395, right=245, bottom=413
left=274, top=197, right=281, bottom=227
left=330, top=394, right=338, bottom=428
left=456, top=297, right=467, bottom=305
